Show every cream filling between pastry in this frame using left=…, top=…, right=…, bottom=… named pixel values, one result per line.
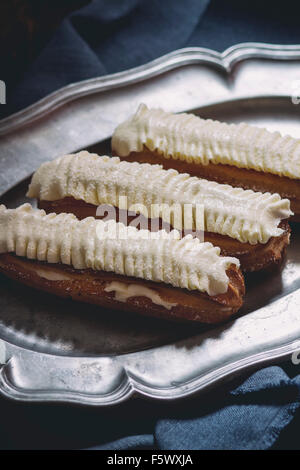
left=35, top=267, right=74, bottom=282
left=104, top=281, right=177, bottom=310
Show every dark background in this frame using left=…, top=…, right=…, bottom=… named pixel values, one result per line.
left=2, top=0, right=300, bottom=118
left=0, top=0, right=89, bottom=90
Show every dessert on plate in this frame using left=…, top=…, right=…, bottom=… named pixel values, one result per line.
left=27, top=151, right=292, bottom=272
left=0, top=204, right=244, bottom=323
left=111, top=104, right=300, bottom=221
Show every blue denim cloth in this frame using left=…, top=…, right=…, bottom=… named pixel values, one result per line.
left=1, top=365, right=300, bottom=449
left=3, top=0, right=300, bottom=117
left=89, top=366, right=300, bottom=450
left=1, top=0, right=300, bottom=450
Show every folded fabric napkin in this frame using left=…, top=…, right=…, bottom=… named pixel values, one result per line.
left=0, top=364, right=300, bottom=449
left=1, top=0, right=300, bottom=450
left=2, top=362, right=300, bottom=449
left=2, top=0, right=210, bottom=117
left=3, top=0, right=300, bottom=117
left=89, top=366, right=300, bottom=450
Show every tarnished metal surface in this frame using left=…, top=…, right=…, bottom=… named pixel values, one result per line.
left=0, top=43, right=300, bottom=405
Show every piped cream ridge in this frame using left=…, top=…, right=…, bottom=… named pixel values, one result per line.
left=111, top=104, right=300, bottom=180
left=27, top=151, right=292, bottom=244
left=0, top=204, right=240, bottom=296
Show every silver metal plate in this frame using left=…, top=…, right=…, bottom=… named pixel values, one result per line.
left=0, top=43, right=300, bottom=406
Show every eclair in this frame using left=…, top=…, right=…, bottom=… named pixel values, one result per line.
left=111, top=104, right=300, bottom=221
left=0, top=204, right=244, bottom=323
left=27, top=151, right=292, bottom=272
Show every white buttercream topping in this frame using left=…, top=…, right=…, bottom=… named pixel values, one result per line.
left=112, top=104, right=300, bottom=180
left=0, top=204, right=239, bottom=296
left=27, top=151, right=292, bottom=244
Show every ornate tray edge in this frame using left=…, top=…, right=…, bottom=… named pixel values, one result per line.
left=1, top=333, right=300, bottom=406
left=1, top=42, right=300, bottom=135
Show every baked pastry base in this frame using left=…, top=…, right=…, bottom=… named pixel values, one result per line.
left=39, top=198, right=291, bottom=273
left=0, top=253, right=245, bottom=324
